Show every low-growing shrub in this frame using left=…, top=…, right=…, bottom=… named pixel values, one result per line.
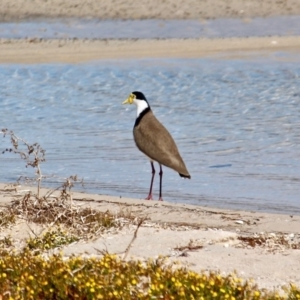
left=0, top=250, right=299, bottom=300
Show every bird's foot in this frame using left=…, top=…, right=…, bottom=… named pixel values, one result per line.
left=145, top=194, right=153, bottom=200
left=158, top=197, right=163, bottom=201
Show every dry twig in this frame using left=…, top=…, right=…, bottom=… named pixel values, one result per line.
left=123, top=218, right=145, bottom=260
left=2, top=128, right=45, bottom=198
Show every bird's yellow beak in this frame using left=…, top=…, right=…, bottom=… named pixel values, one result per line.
left=122, top=93, right=135, bottom=105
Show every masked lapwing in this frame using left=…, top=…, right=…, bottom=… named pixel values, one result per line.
left=123, top=91, right=191, bottom=201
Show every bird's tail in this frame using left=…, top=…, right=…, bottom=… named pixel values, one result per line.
left=179, top=173, right=191, bottom=179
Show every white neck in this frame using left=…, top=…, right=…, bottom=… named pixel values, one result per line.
left=134, top=99, right=149, bottom=117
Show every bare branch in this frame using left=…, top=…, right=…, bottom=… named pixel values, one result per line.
left=2, top=128, right=46, bottom=197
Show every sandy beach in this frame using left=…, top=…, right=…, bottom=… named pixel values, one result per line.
left=0, top=183, right=300, bottom=292
left=1, top=0, right=300, bottom=294
left=1, top=37, right=300, bottom=63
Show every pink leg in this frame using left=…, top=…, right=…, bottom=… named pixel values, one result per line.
left=158, top=164, right=163, bottom=201
left=146, top=162, right=155, bottom=200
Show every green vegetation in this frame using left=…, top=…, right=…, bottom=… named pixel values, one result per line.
left=26, top=227, right=79, bottom=252
left=0, top=251, right=299, bottom=300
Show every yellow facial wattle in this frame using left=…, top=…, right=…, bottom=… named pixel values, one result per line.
left=122, top=93, right=135, bottom=105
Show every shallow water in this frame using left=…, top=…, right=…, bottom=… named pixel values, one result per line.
left=0, top=16, right=300, bottom=39
left=1, top=54, right=300, bottom=214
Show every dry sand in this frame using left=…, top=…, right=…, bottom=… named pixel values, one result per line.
left=1, top=0, right=300, bottom=21
left=1, top=36, right=300, bottom=63
left=0, top=183, right=300, bottom=291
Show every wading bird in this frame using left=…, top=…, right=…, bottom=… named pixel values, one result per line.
left=123, top=91, right=190, bottom=200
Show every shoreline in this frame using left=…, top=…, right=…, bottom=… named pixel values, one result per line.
left=1, top=36, right=300, bottom=63
left=1, top=182, right=300, bottom=290
left=1, top=183, right=299, bottom=233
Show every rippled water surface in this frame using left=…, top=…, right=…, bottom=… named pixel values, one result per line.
left=1, top=55, right=300, bottom=214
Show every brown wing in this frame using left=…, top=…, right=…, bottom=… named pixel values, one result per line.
left=133, top=111, right=190, bottom=178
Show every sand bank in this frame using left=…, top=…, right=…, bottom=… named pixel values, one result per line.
left=1, top=36, right=300, bottom=63
left=1, top=0, right=300, bottom=21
